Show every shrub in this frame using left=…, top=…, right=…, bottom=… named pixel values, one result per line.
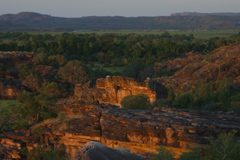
left=58, top=60, right=89, bottom=84
left=0, top=64, right=7, bottom=71
left=208, top=130, right=240, bottom=160
left=40, top=82, right=68, bottom=97
left=173, top=92, right=194, bottom=108
left=13, top=91, right=58, bottom=125
left=167, top=86, right=175, bottom=103
left=153, top=146, right=175, bottom=160
left=153, top=99, right=169, bottom=108
left=178, top=147, right=209, bottom=160
left=178, top=130, right=240, bottom=160
left=120, top=94, right=152, bottom=110
left=22, top=146, right=69, bottom=160
left=122, top=62, right=146, bottom=79
left=17, top=63, right=31, bottom=80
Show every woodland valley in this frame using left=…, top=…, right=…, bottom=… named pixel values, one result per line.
left=0, top=12, right=240, bottom=160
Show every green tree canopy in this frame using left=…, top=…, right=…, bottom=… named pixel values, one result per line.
left=58, top=60, right=89, bottom=84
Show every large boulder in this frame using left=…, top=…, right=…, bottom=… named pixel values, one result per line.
left=74, top=141, right=147, bottom=160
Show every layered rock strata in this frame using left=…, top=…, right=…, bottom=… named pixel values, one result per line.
left=1, top=102, right=240, bottom=159
left=74, top=76, right=167, bottom=106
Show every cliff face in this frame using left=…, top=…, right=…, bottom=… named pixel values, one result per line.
left=74, top=76, right=167, bottom=106
left=1, top=101, right=240, bottom=159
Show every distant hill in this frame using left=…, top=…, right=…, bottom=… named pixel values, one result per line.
left=1, top=12, right=240, bottom=31
left=171, top=12, right=240, bottom=16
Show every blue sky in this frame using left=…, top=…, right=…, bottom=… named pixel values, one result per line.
left=1, top=0, right=240, bottom=17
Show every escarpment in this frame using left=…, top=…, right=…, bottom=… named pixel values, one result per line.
left=74, top=76, right=168, bottom=106
left=1, top=101, right=240, bottom=159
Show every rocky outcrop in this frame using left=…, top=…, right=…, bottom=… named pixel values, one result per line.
left=0, top=70, right=19, bottom=79
left=0, top=52, right=34, bottom=67
left=74, top=76, right=168, bottom=106
left=0, top=79, right=27, bottom=99
left=74, top=141, right=147, bottom=160
left=139, top=52, right=204, bottom=80
left=155, top=43, right=240, bottom=90
left=1, top=102, right=240, bottom=159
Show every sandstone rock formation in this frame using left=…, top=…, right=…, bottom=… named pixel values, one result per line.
left=139, top=52, right=205, bottom=80
left=0, top=79, right=27, bottom=99
left=74, top=141, right=147, bottom=160
left=0, top=51, right=34, bottom=67
left=153, top=43, right=240, bottom=90
left=74, top=76, right=167, bottom=106
left=1, top=101, right=240, bottom=159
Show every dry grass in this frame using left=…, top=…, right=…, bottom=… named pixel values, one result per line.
left=31, top=114, right=86, bottom=130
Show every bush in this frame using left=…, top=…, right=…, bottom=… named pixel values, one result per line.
left=17, top=63, right=31, bottom=80
left=178, top=147, right=209, bottom=160
left=178, top=130, right=240, bottom=160
left=120, top=94, right=152, bottom=110
left=122, top=62, right=146, bottom=79
left=153, top=99, right=169, bottom=108
left=173, top=92, right=194, bottom=108
left=58, top=60, right=89, bottom=84
left=40, top=82, right=68, bottom=97
left=13, top=91, right=58, bottom=125
left=0, top=64, right=7, bottom=71
left=22, top=146, right=69, bottom=160
left=153, top=146, right=175, bottom=160
left=208, top=130, right=240, bottom=160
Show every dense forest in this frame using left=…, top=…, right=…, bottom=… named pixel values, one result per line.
left=1, top=31, right=240, bottom=66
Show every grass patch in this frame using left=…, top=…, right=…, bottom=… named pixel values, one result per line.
left=0, top=100, right=18, bottom=108
left=91, top=63, right=124, bottom=73
left=31, top=113, right=86, bottom=130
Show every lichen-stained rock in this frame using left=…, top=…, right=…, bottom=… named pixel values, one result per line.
left=0, top=51, right=34, bottom=67
left=74, top=76, right=168, bottom=106
left=74, top=141, right=147, bottom=160
left=0, top=79, right=27, bottom=99
left=156, top=43, right=240, bottom=91
left=1, top=103, right=240, bottom=159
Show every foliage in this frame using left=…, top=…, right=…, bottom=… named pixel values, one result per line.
left=167, top=86, right=175, bottom=103
left=122, top=62, right=146, bottom=79
left=155, top=131, right=240, bottom=160
left=13, top=91, right=58, bottom=125
left=17, top=63, right=31, bottom=80
left=172, top=78, right=239, bottom=112
left=0, top=64, right=7, bottom=71
left=178, top=147, right=210, bottom=160
left=58, top=60, right=89, bottom=84
left=57, top=112, right=66, bottom=122
left=208, top=130, right=240, bottom=160
left=22, top=146, right=69, bottom=160
left=2, top=32, right=239, bottom=69
left=40, top=82, right=68, bottom=97
left=173, top=92, right=194, bottom=108
left=153, top=146, right=175, bottom=160
left=0, top=100, right=20, bottom=133
left=120, top=94, right=152, bottom=110
left=153, top=99, right=169, bottom=108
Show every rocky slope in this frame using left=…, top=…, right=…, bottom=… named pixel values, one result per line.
left=145, top=43, right=240, bottom=91
left=1, top=101, right=240, bottom=159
